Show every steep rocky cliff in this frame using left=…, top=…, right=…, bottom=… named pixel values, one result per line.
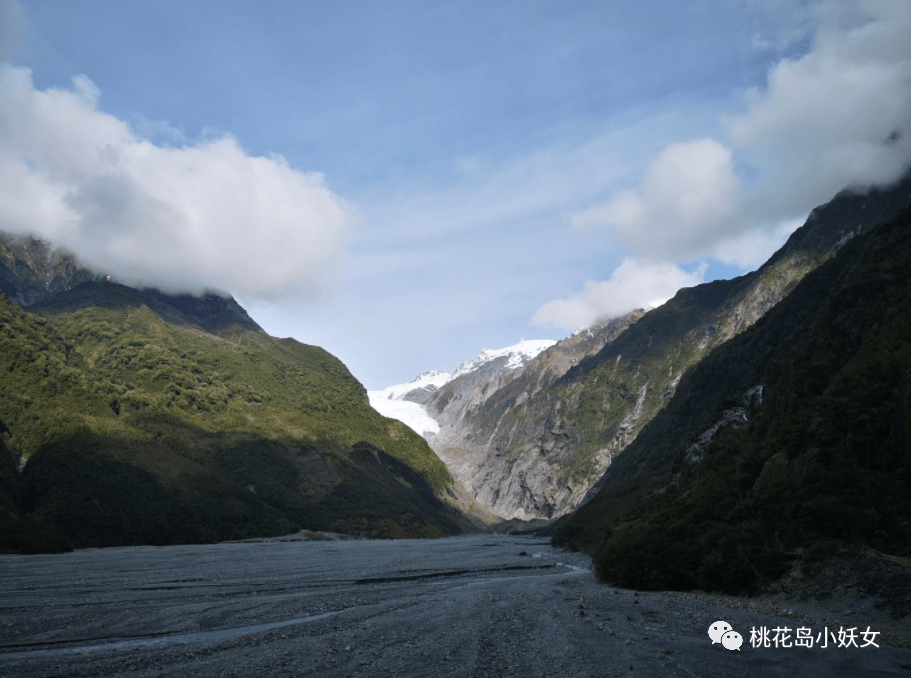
left=0, top=233, right=101, bottom=307
left=425, top=315, right=641, bottom=517
left=442, top=171, right=911, bottom=521
left=370, top=341, right=558, bottom=471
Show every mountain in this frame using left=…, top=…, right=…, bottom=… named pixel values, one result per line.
left=430, top=171, right=911, bottom=522
left=369, top=326, right=646, bottom=519
left=0, top=232, right=263, bottom=337
left=0, top=235, right=477, bottom=552
left=430, top=315, right=643, bottom=519
left=0, top=232, right=102, bottom=306
left=552, top=201, right=911, bottom=596
left=369, top=340, right=557, bottom=468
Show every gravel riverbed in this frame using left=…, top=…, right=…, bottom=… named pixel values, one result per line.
left=1, top=534, right=909, bottom=677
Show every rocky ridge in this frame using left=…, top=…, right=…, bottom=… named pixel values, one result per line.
left=373, top=171, right=911, bottom=522
left=460, top=172, right=911, bottom=521
left=0, top=231, right=262, bottom=337
left=0, top=232, right=101, bottom=307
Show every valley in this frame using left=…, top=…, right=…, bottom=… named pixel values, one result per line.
left=1, top=165, right=910, bottom=665
left=3, top=3, right=911, bottom=675
left=373, top=172, right=911, bottom=525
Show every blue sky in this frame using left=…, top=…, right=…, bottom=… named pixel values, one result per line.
left=2, top=0, right=910, bottom=389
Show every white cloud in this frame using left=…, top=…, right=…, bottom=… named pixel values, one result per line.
left=0, top=66, right=352, bottom=299
left=726, top=0, right=911, bottom=218
left=572, top=138, right=744, bottom=260
left=571, top=0, right=911, bottom=267
left=711, top=216, right=804, bottom=269
left=532, top=258, right=706, bottom=330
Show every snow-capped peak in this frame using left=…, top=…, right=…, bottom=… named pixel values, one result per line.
left=370, top=370, right=451, bottom=402
left=450, top=339, right=556, bottom=379
left=367, top=339, right=556, bottom=437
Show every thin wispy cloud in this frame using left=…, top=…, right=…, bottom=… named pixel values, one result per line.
left=0, top=0, right=27, bottom=60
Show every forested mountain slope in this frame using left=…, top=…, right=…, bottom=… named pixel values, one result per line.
left=454, top=171, right=911, bottom=521
left=552, top=205, right=911, bottom=595
left=0, top=271, right=471, bottom=552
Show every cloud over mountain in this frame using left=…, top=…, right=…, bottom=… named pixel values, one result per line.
left=0, top=66, right=352, bottom=299
left=576, top=0, right=911, bottom=261
left=538, top=0, right=911, bottom=330
left=532, top=258, right=705, bottom=330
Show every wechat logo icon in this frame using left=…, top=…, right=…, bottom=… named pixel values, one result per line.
left=708, top=621, right=743, bottom=651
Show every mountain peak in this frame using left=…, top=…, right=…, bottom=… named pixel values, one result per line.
left=368, top=339, right=556, bottom=437
left=0, top=231, right=102, bottom=306
left=0, top=229, right=262, bottom=337
left=450, top=339, right=556, bottom=379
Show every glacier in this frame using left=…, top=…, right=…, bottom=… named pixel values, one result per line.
left=368, top=339, right=556, bottom=438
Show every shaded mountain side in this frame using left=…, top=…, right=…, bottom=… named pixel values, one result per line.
left=552, top=206, right=911, bottom=595
left=0, top=282, right=470, bottom=551
left=454, top=170, right=911, bottom=521
left=32, top=280, right=268, bottom=350
left=0, top=428, right=70, bottom=554
left=140, top=288, right=263, bottom=337
left=17, top=426, right=466, bottom=549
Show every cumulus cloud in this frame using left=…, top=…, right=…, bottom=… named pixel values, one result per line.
left=572, top=138, right=744, bottom=260
left=541, top=0, right=911, bottom=331
left=573, top=0, right=911, bottom=263
left=711, top=216, right=805, bottom=269
left=0, top=66, right=352, bottom=299
left=532, top=258, right=705, bottom=330
left=726, top=0, right=911, bottom=217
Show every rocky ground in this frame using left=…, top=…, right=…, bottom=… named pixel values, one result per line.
left=1, top=535, right=909, bottom=677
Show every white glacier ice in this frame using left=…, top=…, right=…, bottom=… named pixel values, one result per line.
left=368, top=339, right=556, bottom=438
left=367, top=393, right=441, bottom=436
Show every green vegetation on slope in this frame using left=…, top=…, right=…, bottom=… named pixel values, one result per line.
left=552, top=208, right=911, bottom=595
left=464, top=173, right=911, bottom=520
left=1, top=282, right=460, bottom=551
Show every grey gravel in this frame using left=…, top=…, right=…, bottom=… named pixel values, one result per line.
left=1, top=535, right=909, bottom=677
